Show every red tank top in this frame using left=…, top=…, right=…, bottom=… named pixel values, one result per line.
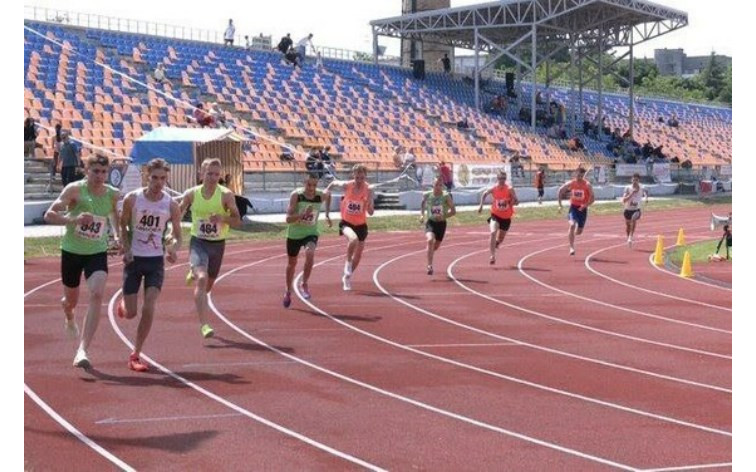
left=340, top=182, right=369, bottom=225
left=569, top=179, right=592, bottom=206
left=490, top=185, right=514, bottom=219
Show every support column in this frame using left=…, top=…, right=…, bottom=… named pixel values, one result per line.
left=578, top=45, right=584, bottom=134
left=372, top=29, right=379, bottom=66
left=569, top=36, right=576, bottom=136
left=597, top=26, right=604, bottom=137
left=628, top=30, right=635, bottom=138
left=531, top=24, right=537, bottom=130
left=474, top=27, right=480, bottom=111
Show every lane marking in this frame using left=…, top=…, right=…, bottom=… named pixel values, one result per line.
left=95, top=413, right=244, bottom=425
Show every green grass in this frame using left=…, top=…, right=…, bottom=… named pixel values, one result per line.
left=670, top=239, right=731, bottom=265
left=24, top=195, right=731, bottom=259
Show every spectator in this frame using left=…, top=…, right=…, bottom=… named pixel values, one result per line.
left=193, top=103, right=214, bottom=127
left=59, top=131, right=82, bottom=186
left=439, top=160, right=453, bottom=191
left=438, top=53, right=451, bottom=74
left=536, top=91, right=544, bottom=104
left=244, top=35, right=250, bottom=49
left=668, top=113, right=679, bottom=128
left=456, top=118, right=470, bottom=129
left=394, top=146, right=419, bottom=186
left=51, top=123, right=63, bottom=178
left=567, top=136, right=584, bottom=151
left=296, top=33, right=315, bottom=65
left=279, top=150, right=295, bottom=164
left=277, top=33, right=293, bottom=55
left=153, top=63, right=167, bottom=84
left=305, top=148, right=323, bottom=178
left=510, top=152, right=525, bottom=178
left=319, top=146, right=335, bottom=178
left=315, top=51, right=324, bottom=70
left=283, top=45, right=301, bottom=67
left=24, top=118, right=37, bottom=159
left=224, top=19, right=235, bottom=46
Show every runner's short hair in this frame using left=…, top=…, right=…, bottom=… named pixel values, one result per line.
left=632, top=173, right=640, bottom=179
left=352, top=164, right=367, bottom=175
left=201, top=158, right=222, bottom=170
left=86, top=154, right=110, bottom=168
left=146, top=158, right=170, bottom=173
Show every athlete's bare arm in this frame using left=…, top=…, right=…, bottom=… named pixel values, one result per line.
left=557, top=182, right=571, bottom=210
left=446, top=195, right=457, bottom=219
left=166, top=199, right=183, bottom=263
left=322, top=190, right=333, bottom=227
left=510, top=187, right=520, bottom=206
left=119, top=192, right=137, bottom=257
left=285, top=191, right=301, bottom=224
left=477, top=188, right=493, bottom=214
left=178, top=188, right=194, bottom=216
left=109, top=190, right=122, bottom=245
left=585, top=182, right=595, bottom=207
left=366, top=188, right=375, bottom=216
left=43, top=184, right=82, bottom=225
left=420, top=192, right=428, bottom=222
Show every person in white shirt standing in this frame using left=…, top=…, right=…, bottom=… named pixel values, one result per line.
left=117, top=158, right=183, bottom=372
left=296, top=33, right=314, bottom=64
left=224, top=19, right=235, bottom=46
left=621, top=173, right=649, bottom=248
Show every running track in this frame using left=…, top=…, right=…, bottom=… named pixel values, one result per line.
left=25, top=205, right=732, bottom=471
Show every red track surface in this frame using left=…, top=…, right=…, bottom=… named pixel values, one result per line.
left=25, top=206, right=732, bottom=471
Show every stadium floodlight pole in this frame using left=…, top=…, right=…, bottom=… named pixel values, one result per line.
left=372, top=27, right=379, bottom=66
left=629, top=29, right=635, bottom=138
left=474, top=27, right=480, bottom=111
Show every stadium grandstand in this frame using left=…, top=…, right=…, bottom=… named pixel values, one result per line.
left=23, top=1, right=731, bottom=207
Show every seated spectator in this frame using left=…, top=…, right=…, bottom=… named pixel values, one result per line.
left=668, top=113, right=679, bottom=127
left=456, top=118, right=470, bottom=129
left=305, top=148, right=323, bottom=178
left=193, top=103, right=214, bottom=127
left=319, top=146, right=335, bottom=178
left=547, top=125, right=567, bottom=139
left=536, top=91, right=544, bottom=104
left=680, top=159, right=692, bottom=169
left=283, top=46, right=301, bottom=67
left=567, top=136, right=585, bottom=151
left=670, top=156, right=680, bottom=164
left=509, top=152, right=525, bottom=178
left=153, top=63, right=167, bottom=84
left=279, top=150, right=295, bottom=163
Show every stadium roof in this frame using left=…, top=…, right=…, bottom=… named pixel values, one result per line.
left=370, top=0, right=688, bottom=51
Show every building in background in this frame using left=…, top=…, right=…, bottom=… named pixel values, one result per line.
left=654, top=48, right=732, bottom=77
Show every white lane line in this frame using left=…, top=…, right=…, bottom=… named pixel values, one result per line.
left=211, top=259, right=639, bottom=470
left=24, top=384, right=136, bottom=472
left=108, top=281, right=388, bottom=472
left=642, top=462, right=733, bottom=471
left=450, top=243, right=730, bottom=360
left=95, top=413, right=244, bottom=425
left=517, top=237, right=732, bottom=335
left=406, top=342, right=521, bottom=348
left=376, top=247, right=730, bottom=393
left=585, top=241, right=732, bottom=312
left=647, top=245, right=732, bottom=292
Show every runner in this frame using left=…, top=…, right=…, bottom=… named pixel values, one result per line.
left=477, top=169, right=519, bottom=265
left=326, top=164, right=374, bottom=291
left=116, top=158, right=182, bottom=372
left=420, top=177, right=456, bottom=275
left=179, top=158, right=241, bottom=338
left=621, top=173, right=648, bottom=248
left=557, top=166, right=595, bottom=256
left=43, top=154, right=121, bottom=368
left=283, top=174, right=332, bottom=307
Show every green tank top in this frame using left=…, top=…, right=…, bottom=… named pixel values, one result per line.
left=190, top=185, right=231, bottom=241
left=61, top=181, right=117, bottom=255
left=286, top=189, right=323, bottom=240
left=424, top=190, right=450, bottom=221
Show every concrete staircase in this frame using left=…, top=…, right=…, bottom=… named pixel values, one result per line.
left=24, top=158, right=61, bottom=201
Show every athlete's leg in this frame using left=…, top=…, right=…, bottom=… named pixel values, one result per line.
left=342, top=226, right=359, bottom=273
left=568, top=221, right=577, bottom=253
left=79, top=270, right=108, bottom=352
left=351, top=241, right=366, bottom=273
left=426, top=231, right=436, bottom=268
left=489, top=219, right=499, bottom=262
left=133, top=287, right=159, bottom=355
left=193, top=266, right=211, bottom=326
left=302, top=242, right=316, bottom=287
left=286, top=256, right=298, bottom=293
left=62, top=286, right=79, bottom=322
left=121, top=293, right=139, bottom=320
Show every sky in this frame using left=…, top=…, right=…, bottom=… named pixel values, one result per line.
left=23, top=0, right=734, bottom=60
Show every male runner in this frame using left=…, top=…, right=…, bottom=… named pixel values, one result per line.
left=420, top=177, right=456, bottom=275
left=326, top=164, right=374, bottom=291
left=44, top=154, right=121, bottom=368
left=283, top=174, right=331, bottom=307
left=179, top=158, right=241, bottom=338
left=477, top=170, right=519, bottom=265
left=621, top=173, right=648, bottom=248
left=557, top=166, right=595, bottom=256
left=117, top=158, right=182, bottom=371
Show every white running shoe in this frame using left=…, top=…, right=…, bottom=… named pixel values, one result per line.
left=73, top=348, right=91, bottom=369
left=627, top=237, right=633, bottom=248
left=344, top=261, right=353, bottom=277
left=342, top=274, right=352, bottom=291
left=427, top=265, right=433, bottom=275
left=65, top=318, right=79, bottom=340
left=569, top=247, right=576, bottom=256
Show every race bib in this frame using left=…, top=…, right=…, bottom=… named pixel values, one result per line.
left=572, top=189, right=585, bottom=200
left=197, top=219, right=220, bottom=239
left=136, top=213, right=163, bottom=233
left=75, top=215, right=107, bottom=241
left=431, top=205, right=444, bottom=219
left=299, top=208, right=316, bottom=226
left=629, top=201, right=639, bottom=208
left=345, top=200, right=363, bottom=216
left=495, top=199, right=509, bottom=210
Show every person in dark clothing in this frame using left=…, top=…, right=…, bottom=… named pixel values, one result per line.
left=235, top=195, right=255, bottom=218
left=24, top=118, right=37, bottom=158
left=59, top=131, right=82, bottom=186
left=277, top=34, right=293, bottom=55
left=305, top=149, right=323, bottom=178
left=51, top=123, right=63, bottom=177
left=439, top=53, right=451, bottom=74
